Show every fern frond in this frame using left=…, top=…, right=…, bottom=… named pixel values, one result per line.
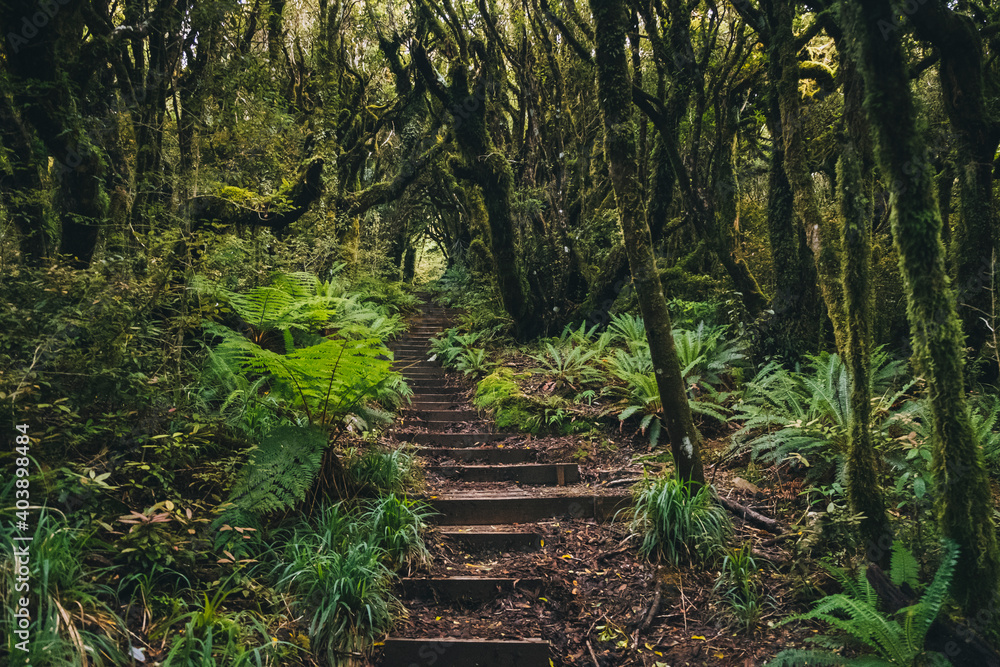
left=229, top=425, right=327, bottom=516
left=889, top=542, right=920, bottom=589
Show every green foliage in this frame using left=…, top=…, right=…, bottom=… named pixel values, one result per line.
left=714, top=542, right=765, bottom=633
left=1, top=511, right=127, bottom=666
left=672, top=322, right=746, bottom=391
left=607, top=312, right=648, bottom=352
left=629, top=476, right=732, bottom=565
left=345, top=446, right=421, bottom=494
left=209, top=329, right=398, bottom=426
left=273, top=539, right=397, bottom=665
left=768, top=541, right=957, bottom=667
left=359, top=494, right=435, bottom=571
left=227, top=425, right=327, bottom=517
left=455, top=347, right=492, bottom=377
left=732, top=349, right=909, bottom=482
left=474, top=368, right=523, bottom=411
left=428, top=328, right=485, bottom=369
left=161, top=584, right=280, bottom=666
left=530, top=342, right=602, bottom=390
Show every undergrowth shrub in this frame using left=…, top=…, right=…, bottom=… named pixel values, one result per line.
left=714, top=542, right=765, bottom=634
left=768, top=541, right=957, bottom=666
left=530, top=343, right=602, bottom=391
left=629, top=476, right=731, bottom=565
left=0, top=511, right=127, bottom=665
left=344, top=446, right=421, bottom=494
left=273, top=540, right=397, bottom=665
left=360, top=494, right=434, bottom=571
left=731, top=348, right=909, bottom=483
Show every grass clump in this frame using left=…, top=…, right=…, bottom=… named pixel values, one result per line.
left=360, top=494, right=435, bottom=572
left=345, top=446, right=421, bottom=494
left=629, top=475, right=731, bottom=565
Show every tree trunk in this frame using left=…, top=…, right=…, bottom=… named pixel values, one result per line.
left=591, top=0, right=704, bottom=483
left=763, top=0, right=847, bottom=353
left=844, top=0, right=1000, bottom=620
left=838, top=132, right=891, bottom=569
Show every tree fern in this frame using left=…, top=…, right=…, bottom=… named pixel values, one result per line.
left=228, top=425, right=327, bottom=516
left=208, top=325, right=395, bottom=426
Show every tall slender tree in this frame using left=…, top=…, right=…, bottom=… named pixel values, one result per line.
left=590, top=0, right=705, bottom=483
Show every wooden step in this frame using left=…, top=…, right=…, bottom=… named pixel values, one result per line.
left=392, top=360, right=441, bottom=369
left=428, top=494, right=630, bottom=524
left=379, top=638, right=550, bottom=667
left=407, top=432, right=516, bottom=446
left=400, top=576, right=544, bottom=602
left=440, top=528, right=544, bottom=551
left=403, top=409, right=478, bottom=420
left=408, top=379, right=450, bottom=388
left=407, top=400, right=465, bottom=410
left=425, top=463, right=579, bottom=485
left=402, top=419, right=481, bottom=429
left=417, top=447, right=536, bottom=463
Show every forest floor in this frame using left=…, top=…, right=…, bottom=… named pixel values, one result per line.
left=367, top=302, right=823, bottom=666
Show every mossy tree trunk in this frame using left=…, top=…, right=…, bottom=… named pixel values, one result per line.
left=837, top=57, right=891, bottom=566
left=761, top=75, right=825, bottom=358
left=591, top=0, right=705, bottom=483
left=761, top=0, right=847, bottom=353
left=844, top=0, right=1000, bottom=619
left=906, top=2, right=1000, bottom=363
left=411, top=1, right=539, bottom=339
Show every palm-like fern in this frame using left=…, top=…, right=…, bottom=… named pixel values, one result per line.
left=607, top=312, right=648, bottom=352
left=530, top=343, right=602, bottom=390
left=732, top=349, right=910, bottom=481
left=768, top=541, right=957, bottom=666
left=672, top=322, right=745, bottom=390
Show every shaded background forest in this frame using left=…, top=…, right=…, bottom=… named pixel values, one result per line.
left=2, top=0, right=1000, bottom=664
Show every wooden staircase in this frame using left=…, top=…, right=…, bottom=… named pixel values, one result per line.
left=373, top=301, right=629, bottom=667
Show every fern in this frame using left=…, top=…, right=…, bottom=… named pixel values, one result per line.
left=672, top=321, right=745, bottom=390
left=607, top=312, right=648, bottom=352
left=228, top=425, right=327, bottom=516
left=209, top=325, right=396, bottom=426
left=732, top=349, right=911, bottom=482
left=768, top=540, right=958, bottom=666
left=530, top=343, right=602, bottom=390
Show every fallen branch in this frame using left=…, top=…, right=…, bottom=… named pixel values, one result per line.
left=716, top=495, right=783, bottom=534
left=640, top=586, right=663, bottom=631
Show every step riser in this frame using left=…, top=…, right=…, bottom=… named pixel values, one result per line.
left=425, top=464, right=578, bottom=485
left=429, top=495, right=630, bottom=525
left=418, top=448, right=535, bottom=464
left=400, top=577, right=543, bottom=603
left=403, top=410, right=478, bottom=420
left=440, top=531, right=544, bottom=551
left=407, top=402, right=464, bottom=410
left=379, top=638, right=550, bottom=667
left=409, top=433, right=515, bottom=447
left=402, top=420, right=481, bottom=429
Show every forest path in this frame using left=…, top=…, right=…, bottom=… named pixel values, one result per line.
left=371, top=299, right=635, bottom=667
